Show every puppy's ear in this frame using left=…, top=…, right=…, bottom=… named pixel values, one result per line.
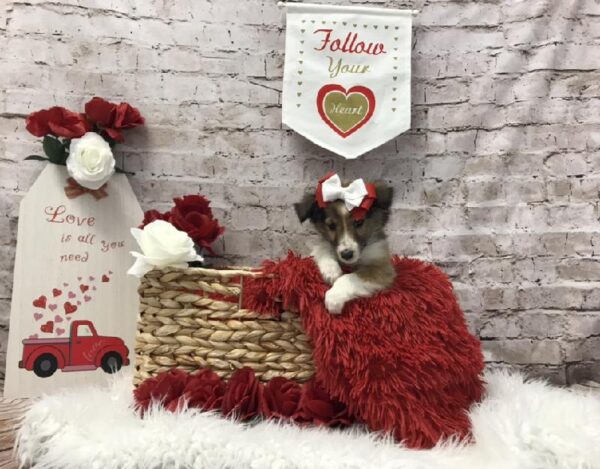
left=294, top=192, right=318, bottom=223
left=372, top=181, right=394, bottom=210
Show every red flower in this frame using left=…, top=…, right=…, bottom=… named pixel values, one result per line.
left=139, top=209, right=171, bottom=228
left=134, top=368, right=189, bottom=413
left=114, top=102, right=145, bottom=129
left=221, top=367, right=263, bottom=421
left=261, top=377, right=302, bottom=420
left=84, top=97, right=116, bottom=128
left=26, top=106, right=89, bottom=139
left=294, top=379, right=352, bottom=427
left=181, top=368, right=226, bottom=411
left=170, top=195, right=225, bottom=254
left=83, top=97, right=144, bottom=143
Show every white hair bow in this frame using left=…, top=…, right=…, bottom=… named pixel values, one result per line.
left=320, top=173, right=368, bottom=211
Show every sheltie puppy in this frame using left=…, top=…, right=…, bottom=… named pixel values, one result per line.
left=295, top=179, right=394, bottom=314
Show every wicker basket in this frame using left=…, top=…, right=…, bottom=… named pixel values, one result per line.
left=134, top=266, right=315, bottom=386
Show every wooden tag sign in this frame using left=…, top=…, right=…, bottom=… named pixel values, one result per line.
left=4, top=165, right=142, bottom=398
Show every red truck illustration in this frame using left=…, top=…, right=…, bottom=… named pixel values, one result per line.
left=18, top=320, right=129, bottom=378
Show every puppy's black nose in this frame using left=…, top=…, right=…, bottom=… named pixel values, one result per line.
left=340, top=249, right=354, bottom=260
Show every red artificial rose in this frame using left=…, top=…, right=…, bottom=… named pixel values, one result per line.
left=26, top=106, right=89, bottom=139
left=83, top=97, right=144, bottom=143
left=84, top=97, right=116, bottom=128
left=170, top=195, right=225, bottom=254
left=104, top=127, right=124, bottom=142
left=134, top=368, right=189, bottom=413
left=179, top=368, right=226, bottom=411
left=139, top=209, right=172, bottom=228
left=294, top=379, right=353, bottom=427
left=261, top=377, right=302, bottom=420
left=114, top=102, right=145, bottom=129
left=221, top=367, right=263, bottom=421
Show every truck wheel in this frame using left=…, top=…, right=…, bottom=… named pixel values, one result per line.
left=33, top=354, right=58, bottom=378
left=101, top=352, right=122, bottom=373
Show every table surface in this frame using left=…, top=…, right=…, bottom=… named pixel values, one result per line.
left=0, top=382, right=598, bottom=468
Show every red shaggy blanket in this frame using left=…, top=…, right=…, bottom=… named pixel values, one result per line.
left=243, top=253, right=484, bottom=449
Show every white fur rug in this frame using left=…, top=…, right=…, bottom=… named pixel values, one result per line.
left=16, top=371, right=600, bottom=469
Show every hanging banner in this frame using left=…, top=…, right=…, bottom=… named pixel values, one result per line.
left=281, top=2, right=413, bottom=159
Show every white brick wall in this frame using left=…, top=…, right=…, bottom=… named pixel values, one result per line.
left=1, top=0, right=599, bottom=386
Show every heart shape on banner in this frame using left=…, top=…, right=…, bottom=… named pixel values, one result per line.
left=316, top=84, right=376, bottom=138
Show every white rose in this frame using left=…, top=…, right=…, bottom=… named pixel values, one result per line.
left=128, top=220, right=204, bottom=278
left=66, top=132, right=116, bottom=190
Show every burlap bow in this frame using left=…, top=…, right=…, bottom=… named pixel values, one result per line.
left=64, top=177, right=108, bottom=200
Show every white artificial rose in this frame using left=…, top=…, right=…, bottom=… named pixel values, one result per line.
left=66, top=132, right=116, bottom=190
left=128, top=220, right=204, bottom=278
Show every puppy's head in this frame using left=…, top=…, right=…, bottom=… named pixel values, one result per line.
left=295, top=180, right=393, bottom=265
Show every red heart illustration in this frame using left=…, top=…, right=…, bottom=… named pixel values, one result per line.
left=52, top=288, right=62, bottom=298
left=33, top=312, right=43, bottom=321
left=68, top=291, right=76, bottom=299
left=84, top=295, right=92, bottom=302
left=80, top=284, right=89, bottom=293
left=54, top=315, right=63, bottom=323
left=33, top=295, right=47, bottom=309
left=56, top=327, right=65, bottom=336
left=316, top=84, right=376, bottom=138
left=40, top=321, right=54, bottom=333
left=64, top=302, right=78, bottom=315
left=49, top=303, right=57, bottom=312
left=102, top=274, right=110, bottom=283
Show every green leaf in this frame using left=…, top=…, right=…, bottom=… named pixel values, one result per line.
left=43, top=135, right=67, bottom=165
left=24, top=155, right=48, bottom=161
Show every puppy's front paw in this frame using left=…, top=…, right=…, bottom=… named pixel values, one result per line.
left=319, top=260, right=342, bottom=285
left=325, top=287, right=346, bottom=315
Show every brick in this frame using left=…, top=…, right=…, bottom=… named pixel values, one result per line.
left=520, top=311, right=567, bottom=338
left=431, top=234, right=513, bottom=261
left=563, top=337, right=600, bottom=362
left=420, top=3, right=501, bottom=26
left=483, top=338, right=563, bottom=365
left=463, top=178, right=505, bottom=205
left=470, top=258, right=515, bottom=284
left=517, top=285, right=586, bottom=310
left=565, top=314, right=600, bottom=338
left=513, top=258, right=558, bottom=284
left=501, top=0, right=552, bottom=22
left=558, top=259, right=600, bottom=281
left=481, top=287, right=519, bottom=310
left=415, top=29, right=505, bottom=55
left=230, top=207, right=268, bottom=231
left=479, top=314, right=521, bottom=339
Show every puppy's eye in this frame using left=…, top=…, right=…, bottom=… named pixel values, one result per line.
left=354, top=219, right=364, bottom=228
left=326, top=222, right=336, bottom=230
